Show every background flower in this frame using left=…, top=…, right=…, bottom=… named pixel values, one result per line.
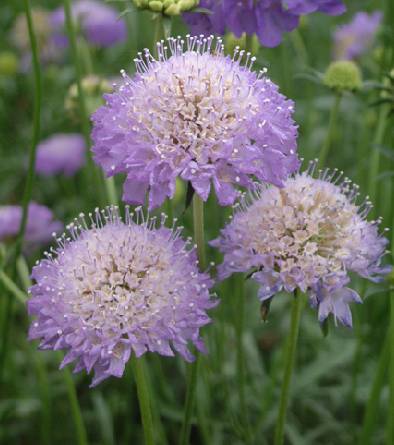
left=92, top=35, right=299, bottom=209
left=36, top=133, right=86, bottom=176
left=211, top=167, right=390, bottom=326
left=51, top=0, right=127, bottom=48
left=183, top=0, right=346, bottom=47
left=0, top=202, right=62, bottom=249
left=28, top=207, right=216, bottom=386
left=333, top=11, right=382, bottom=60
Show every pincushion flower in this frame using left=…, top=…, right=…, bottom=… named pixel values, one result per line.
left=36, top=133, right=86, bottom=176
left=92, top=35, right=299, bottom=209
left=51, top=0, right=127, bottom=48
left=333, top=11, right=382, bottom=60
left=211, top=164, right=390, bottom=326
left=0, top=203, right=62, bottom=249
left=28, top=207, right=216, bottom=386
left=183, top=1, right=345, bottom=48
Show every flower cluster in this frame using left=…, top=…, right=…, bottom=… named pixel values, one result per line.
left=92, top=35, right=298, bottom=209
left=0, top=203, right=62, bottom=250
left=211, top=164, right=390, bottom=326
left=333, top=11, right=382, bottom=60
left=184, top=0, right=346, bottom=48
left=36, top=133, right=86, bottom=176
left=51, top=0, right=127, bottom=48
left=28, top=207, right=216, bottom=386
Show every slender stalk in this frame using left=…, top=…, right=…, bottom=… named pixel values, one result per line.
left=274, top=291, right=304, bottom=445
left=131, top=356, right=155, bottom=445
left=63, top=0, right=117, bottom=206
left=61, top=362, right=89, bottom=445
left=33, top=352, right=51, bottom=445
left=367, top=105, right=389, bottom=207
left=388, top=211, right=394, bottom=443
left=0, top=271, right=28, bottom=305
left=179, top=194, right=206, bottom=445
left=0, top=0, right=41, bottom=381
left=360, top=334, right=389, bottom=445
left=318, top=93, right=342, bottom=169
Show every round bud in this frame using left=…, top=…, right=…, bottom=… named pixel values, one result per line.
left=323, top=60, right=362, bottom=92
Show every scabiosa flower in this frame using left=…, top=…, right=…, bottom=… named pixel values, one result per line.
left=36, top=133, right=86, bottom=176
left=183, top=0, right=226, bottom=35
left=12, top=8, right=60, bottom=68
left=28, top=207, right=216, bottom=386
left=0, top=203, right=62, bottom=249
left=92, top=35, right=299, bottom=209
left=51, top=0, right=127, bottom=48
left=211, top=163, right=391, bottom=327
left=183, top=1, right=345, bottom=48
left=333, top=11, right=382, bottom=60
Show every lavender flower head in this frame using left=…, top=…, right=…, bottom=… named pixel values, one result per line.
left=28, top=207, right=216, bottom=386
left=184, top=1, right=346, bottom=48
left=92, top=35, right=299, bottom=209
left=333, top=11, right=382, bottom=60
left=36, top=133, right=86, bottom=176
left=211, top=163, right=390, bottom=327
left=51, top=0, right=127, bottom=48
left=0, top=203, right=62, bottom=249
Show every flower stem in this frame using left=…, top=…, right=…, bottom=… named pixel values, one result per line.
left=63, top=0, right=117, bottom=206
left=318, top=93, right=342, bottom=169
left=179, top=194, right=206, bottom=445
left=0, top=0, right=41, bottom=383
left=388, top=214, right=394, bottom=443
left=360, top=334, right=389, bottom=445
left=367, top=105, right=389, bottom=208
left=131, top=356, right=155, bottom=445
left=274, top=291, right=304, bottom=445
left=61, top=361, right=89, bottom=445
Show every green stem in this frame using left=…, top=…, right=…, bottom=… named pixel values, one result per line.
left=389, top=290, right=394, bottom=444
left=360, top=334, right=389, bottom=445
left=274, top=291, right=304, bottom=445
left=61, top=362, right=89, bottom=445
left=179, top=194, right=206, bottom=445
left=318, top=93, right=342, bottom=169
left=33, top=352, right=51, bottom=445
left=0, top=0, right=41, bottom=382
left=63, top=0, right=117, bottom=207
left=180, top=357, right=200, bottom=445
left=0, top=271, right=27, bottom=305
left=367, top=105, right=389, bottom=208
left=131, top=356, right=155, bottom=445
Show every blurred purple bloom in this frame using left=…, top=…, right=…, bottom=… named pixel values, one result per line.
left=333, top=11, right=382, bottom=60
left=28, top=207, right=216, bottom=386
left=183, top=0, right=345, bottom=48
left=211, top=164, right=390, bottom=327
left=0, top=203, right=62, bottom=250
left=92, top=36, right=299, bottom=209
left=183, top=0, right=226, bottom=35
left=51, top=0, right=127, bottom=48
left=36, top=133, right=86, bottom=176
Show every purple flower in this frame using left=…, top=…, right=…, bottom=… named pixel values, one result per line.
left=183, top=0, right=345, bottom=47
left=333, top=11, right=382, bottom=60
left=0, top=203, right=62, bottom=250
left=211, top=163, right=391, bottom=327
left=92, top=35, right=299, bottom=209
left=36, top=133, right=86, bottom=176
left=183, top=0, right=226, bottom=35
left=27, top=207, right=216, bottom=386
left=51, top=0, right=127, bottom=48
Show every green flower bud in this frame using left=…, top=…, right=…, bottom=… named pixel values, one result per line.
left=149, top=1, right=164, bottom=12
left=323, top=60, right=362, bottom=92
left=0, top=51, right=18, bottom=77
left=224, top=33, right=259, bottom=56
left=65, top=75, right=112, bottom=121
left=133, top=0, right=197, bottom=15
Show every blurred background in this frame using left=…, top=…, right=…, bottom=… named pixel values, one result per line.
left=0, top=0, right=393, bottom=444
